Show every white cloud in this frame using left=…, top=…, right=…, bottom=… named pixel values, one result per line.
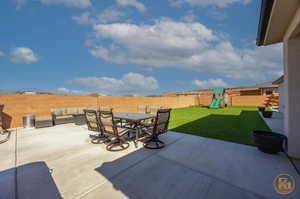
left=68, top=72, right=158, bottom=95
left=72, top=12, right=94, bottom=25
left=0, top=51, right=5, bottom=57
left=98, top=8, right=126, bottom=23
left=72, top=1, right=142, bottom=26
left=194, top=78, right=229, bottom=89
left=170, top=0, right=251, bottom=8
left=54, top=87, right=84, bottom=95
left=17, top=0, right=92, bottom=9
left=90, top=19, right=282, bottom=82
left=117, top=0, right=146, bottom=12
left=73, top=8, right=126, bottom=25
left=10, top=47, right=39, bottom=64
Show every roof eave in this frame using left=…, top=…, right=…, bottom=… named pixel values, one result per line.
left=257, top=0, right=275, bottom=46
left=272, top=75, right=284, bottom=85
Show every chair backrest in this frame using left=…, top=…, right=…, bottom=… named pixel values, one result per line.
left=153, top=109, right=171, bottom=135
left=0, top=104, right=3, bottom=113
left=138, top=105, right=147, bottom=114
left=98, top=110, right=117, bottom=136
left=84, top=109, right=100, bottom=132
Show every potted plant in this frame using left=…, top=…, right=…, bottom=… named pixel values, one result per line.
left=253, top=131, right=287, bottom=154
left=262, top=111, right=273, bottom=118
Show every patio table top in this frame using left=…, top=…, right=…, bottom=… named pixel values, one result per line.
left=114, top=112, right=155, bottom=122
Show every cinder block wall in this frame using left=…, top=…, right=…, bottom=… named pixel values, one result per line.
left=0, top=94, right=98, bottom=128
left=98, top=95, right=197, bottom=112
left=0, top=94, right=278, bottom=128
left=231, top=95, right=278, bottom=107
left=0, top=94, right=197, bottom=128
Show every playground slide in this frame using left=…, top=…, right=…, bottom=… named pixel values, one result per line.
left=210, top=98, right=222, bottom=109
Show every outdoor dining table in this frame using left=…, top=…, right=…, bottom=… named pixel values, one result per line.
left=114, top=112, right=155, bottom=147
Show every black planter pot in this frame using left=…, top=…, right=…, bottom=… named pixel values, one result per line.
left=258, top=107, right=265, bottom=112
left=262, top=111, right=273, bottom=118
left=253, top=131, right=287, bottom=154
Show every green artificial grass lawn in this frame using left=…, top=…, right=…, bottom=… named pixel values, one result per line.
left=168, top=106, right=271, bottom=146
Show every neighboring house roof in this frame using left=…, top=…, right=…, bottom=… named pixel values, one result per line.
left=257, top=0, right=274, bottom=46
left=237, top=81, right=278, bottom=91
left=255, top=82, right=278, bottom=88
left=272, top=75, right=284, bottom=85
left=160, top=91, right=201, bottom=96
left=238, top=87, right=260, bottom=91
left=160, top=81, right=279, bottom=96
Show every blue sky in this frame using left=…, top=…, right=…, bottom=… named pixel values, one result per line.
left=0, top=0, right=282, bottom=95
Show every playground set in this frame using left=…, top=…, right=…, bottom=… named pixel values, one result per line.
left=209, top=88, right=227, bottom=109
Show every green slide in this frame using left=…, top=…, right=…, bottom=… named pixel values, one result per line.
left=213, top=88, right=224, bottom=95
left=209, top=88, right=224, bottom=109
left=210, top=98, right=222, bottom=109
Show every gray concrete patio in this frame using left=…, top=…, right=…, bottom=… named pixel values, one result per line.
left=0, top=124, right=299, bottom=199
left=261, top=111, right=284, bottom=135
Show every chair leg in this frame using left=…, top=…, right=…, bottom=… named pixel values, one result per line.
left=90, top=133, right=109, bottom=144
left=106, top=137, right=129, bottom=151
left=144, top=134, right=165, bottom=149
left=0, top=130, right=11, bottom=144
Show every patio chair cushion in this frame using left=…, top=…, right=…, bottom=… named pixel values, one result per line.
left=86, top=114, right=97, bottom=123
left=101, top=116, right=113, bottom=127
left=104, top=126, right=128, bottom=136
left=56, top=115, right=73, bottom=119
left=84, top=109, right=100, bottom=131
left=156, top=112, right=170, bottom=133
left=36, top=116, right=52, bottom=121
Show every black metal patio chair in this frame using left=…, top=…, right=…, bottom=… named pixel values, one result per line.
left=84, top=109, right=107, bottom=144
left=99, top=110, right=130, bottom=151
left=143, top=109, right=171, bottom=149
left=0, top=104, right=11, bottom=144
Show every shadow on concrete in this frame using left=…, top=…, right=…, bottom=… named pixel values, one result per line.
left=94, top=148, right=154, bottom=198
left=94, top=147, right=205, bottom=199
left=89, top=110, right=271, bottom=198
left=0, top=161, right=62, bottom=199
left=170, top=110, right=269, bottom=146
